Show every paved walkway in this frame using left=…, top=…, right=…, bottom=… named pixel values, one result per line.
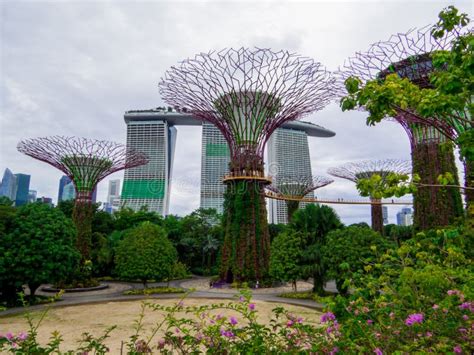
left=0, top=277, right=326, bottom=317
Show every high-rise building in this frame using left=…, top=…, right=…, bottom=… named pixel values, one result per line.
left=62, top=181, right=76, bottom=201
left=28, top=190, right=37, bottom=203
left=382, top=206, right=389, bottom=224
left=200, top=122, right=230, bottom=214
left=267, top=122, right=335, bottom=224
left=121, top=109, right=192, bottom=215
left=14, top=173, right=30, bottom=206
left=58, top=175, right=71, bottom=202
left=37, top=196, right=53, bottom=206
left=106, top=179, right=121, bottom=213
left=0, top=168, right=17, bottom=201
left=397, top=207, right=413, bottom=226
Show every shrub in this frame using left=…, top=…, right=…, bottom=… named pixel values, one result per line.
left=115, top=222, right=177, bottom=288
left=269, top=231, right=303, bottom=290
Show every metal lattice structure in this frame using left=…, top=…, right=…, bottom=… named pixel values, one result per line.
left=339, top=24, right=470, bottom=144
left=267, top=175, right=334, bottom=197
left=328, top=160, right=412, bottom=183
left=328, top=159, right=411, bottom=233
left=159, top=47, right=335, bottom=175
left=17, top=136, right=149, bottom=201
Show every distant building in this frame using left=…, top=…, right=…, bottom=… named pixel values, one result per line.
left=61, top=181, right=76, bottom=201
left=0, top=168, right=17, bottom=201
left=28, top=190, right=37, bottom=203
left=37, top=196, right=53, bottom=207
left=58, top=176, right=71, bottom=202
left=106, top=179, right=121, bottom=213
left=397, top=207, right=413, bottom=226
left=382, top=206, right=388, bottom=224
left=14, top=173, right=31, bottom=206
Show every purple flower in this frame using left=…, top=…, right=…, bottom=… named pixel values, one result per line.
left=374, top=348, right=383, bottom=355
left=405, top=313, right=423, bottom=326
left=329, top=346, right=339, bottom=355
left=248, top=303, right=255, bottom=311
left=462, top=315, right=468, bottom=321
left=297, top=317, right=303, bottom=323
left=17, top=332, right=28, bottom=341
left=453, top=345, right=462, bottom=354
left=286, top=320, right=294, bottom=327
left=447, top=290, right=456, bottom=296
left=216, top=314, right=223, bottom=320
left=239, top=296, right=245, bottom=302
left=320, top=312, right=336, bottom=323
left=220, top=329, right=234, bottom=338
left=229, top=316, right=238, bottom=325
left=367, top=319, right=373, bottom=325
left=432, top=304, right=439, bottom=310
left=459, top=302, right=473, bottom=312
left=5, top=332, right=14, bottom=341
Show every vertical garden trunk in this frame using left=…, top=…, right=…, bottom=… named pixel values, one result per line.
left=72, top=200, right=93, bottom=262
left=286, top=200, right=300, bottom=223
left=412, top=143, right=463, bottom=230
left=370, top=198, right=384, bottom=235
left=464, top=159, right=474, bottom=224
left=220, top=179, right=271, bottom=282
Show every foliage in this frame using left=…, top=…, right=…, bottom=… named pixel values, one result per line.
left=0, top=203, right=80, bottom=304
left=269, top=231, right=304, bottom=290
left=322, top=226, right=395, bottom=294
left=171, top=261, right=190, bottom=280
left=290, top=204, right=343, bottom=295
left=123, top=286, right=185, bottom=295
left=356, top=172, right=417, bottom=199
left=115, top=222, right=178, bottom=287
left=113, top=207, right=163, bottom=231
left=388, top=224, right=414, bottom=245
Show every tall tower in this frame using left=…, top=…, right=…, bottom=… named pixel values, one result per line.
left=0, top=168, right=17, bottom=201
left=14, top=173, right=30, bottom=206
left=58, top=175, right=71, bottom=203
left=267, top=127, right=313, bottom=224
left=200, top=122, right=230, bottom=214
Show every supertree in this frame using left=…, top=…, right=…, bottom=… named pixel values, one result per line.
left=328, top=159, right=411, bottom=234
left=17, top=136, right=148, bottom=262
left=340, top=25, right=465, bottom=230
left=159, top=48, right=335, bottom=282
left=267, top=175, right=334, bottom=221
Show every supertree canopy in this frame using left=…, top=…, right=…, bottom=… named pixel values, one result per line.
left=340, top=26, right=465, bottom=230
left=17, top=136, right=148, bottom=260
left=267, top=175, right=334, bottom=221
left=160, top=48, right=335, bottom=282
left=328, top=159, right=411, bottom=234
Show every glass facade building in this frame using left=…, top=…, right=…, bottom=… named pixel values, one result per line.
left=14, top=173, right=30, bottom=206
left=58, top=175, right=71, bottom=202
left=0, top=168, right=17, bottom=201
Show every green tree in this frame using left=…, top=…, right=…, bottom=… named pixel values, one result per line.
left=0, top=203, right=80, bottom=302
left=289, top=204, right=343, bottom=295
left=113, top=207, right=163, bottom=231
left=269, top=231, right=303, bottom=290
left=114, top=222, right=177, bottom=287
left=322, top=226, right=394, bottom=294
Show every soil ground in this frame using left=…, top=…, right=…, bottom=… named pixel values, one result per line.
left=0, top=298, right=321, bottom=353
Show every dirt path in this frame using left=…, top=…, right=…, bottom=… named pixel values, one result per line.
left=0, top=299, right=322, bottom=353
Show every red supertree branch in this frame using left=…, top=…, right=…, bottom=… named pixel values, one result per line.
left=327, top=159, right=412, bottom=183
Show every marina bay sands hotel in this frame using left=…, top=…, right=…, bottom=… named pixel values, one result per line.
left=121, top=108, right=335, bottom=224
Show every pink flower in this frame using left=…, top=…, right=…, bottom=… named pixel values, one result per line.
left=216, top=314, right=223, bottom=320
left=5, top=333, right=14, bottom=341
left=17, top=332, right=28, bottom=341
left=453, top=345, right=462, bottom=354
left=389, top=312, right=395, bottom=319
left=239, top=296, right=245, bottom=302
left=297, top=317, right=303, bottom=323
left=329, top=346, right=339, bottom=355
left=462, top=315, right=469, bottom=321
left=367, top=319, right=373, bottom=325
left=248, top=303, right=255, bottom=311
left=405, top=313, right=423, bottom=326
left=432, top=304, right=439, bottom=310
left=426, top=332, right=432, bottom=338
left=229, top=316, right=238, bottom=325
left=447, top=290, right=457, bottom=296
left=287, top=320, right=294, bottom=327
left=459, top=302, right=473, bottom=312
left=374, top=348, right=383, bottom=355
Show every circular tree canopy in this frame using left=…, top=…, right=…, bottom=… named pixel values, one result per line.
left=159, top=48, right=335, bottom=160
left=267, top=175, right=334, bottom=198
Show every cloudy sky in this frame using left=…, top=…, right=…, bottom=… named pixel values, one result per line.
left=1, top=0, right=471, bottom=224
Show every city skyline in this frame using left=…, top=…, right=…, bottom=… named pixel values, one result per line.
left=2, top=0, right=469, bottom=224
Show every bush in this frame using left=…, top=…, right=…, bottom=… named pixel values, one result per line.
left=322, top=226, right=395, bottom=294
left=114, top=222, right=177, bottom=287
left=0, top=203, right=80, bottom=304
left=269, top=231, right=303, bottom=290
left=171, top=262, right=190, bottom=280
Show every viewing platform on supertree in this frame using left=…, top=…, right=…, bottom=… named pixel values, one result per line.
left=159, top=47, right=335, bottom=282
left=339, top=25, right=467, bottom=230
left=328, top=159, right=411, bottom=234
left=17, top=136, right=148, bottom=260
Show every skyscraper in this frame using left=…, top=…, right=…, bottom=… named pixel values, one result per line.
left=14, top=173, right=30, bottom=206
left=121, top=109, right=190, bottom=215
left=0, top=168, right=17, bottom=201
left=397, top=207, right=413, bottom=226
left=267, top=122, right=335, bottom=224
left=200, top=122, right=230, bottom=214
left=58, top=175, right=71, bottom=202
left=106, top=179, right=121, bottom=213
left=28, top=190, right=37, bottom=203
left=61, top=181, right=76, bottom=201
left=382, top=206, right=389, bottom=224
